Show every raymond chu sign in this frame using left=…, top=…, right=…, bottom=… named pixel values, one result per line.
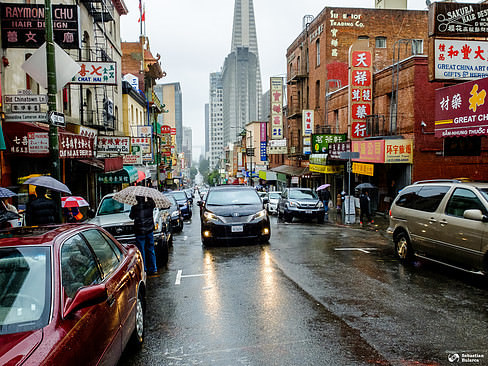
left=435, top=77, right=488, bottom=138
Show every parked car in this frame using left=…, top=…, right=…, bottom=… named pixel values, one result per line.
left=164, top=194, right=184, bottom=233
left=183, top=188, right=194, bottom=205
left=199, top=185, right=270, bottom=246
left=88, top=193, right=172, bottom=267
left=388, top=179, right=488, bottom=275
left=0, top=224, right=146, bottom=365
left=168, top=191, right=192, bottom=220
left=266, top=191, right=282, bottom=215
left=277, top=188, right=325, bottom=223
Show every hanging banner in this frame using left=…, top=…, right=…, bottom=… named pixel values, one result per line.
left=302, top=110, right=314, bottom=136
left=270, top=77, right=284, bottom=139
left=349, top=40, right=373, bottom=139
left=71, top=61, right=117, bottom=85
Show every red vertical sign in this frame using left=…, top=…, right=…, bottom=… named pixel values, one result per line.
left=349, top=41, right=373, bottom=139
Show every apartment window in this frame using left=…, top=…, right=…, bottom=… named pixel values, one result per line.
left=412, top=39, right=423, bottom=55
left=375, top=36, right=386, bottom=48
left=358, top=35, right=369, bottom=40
left=316, top=39, right=320, bottom=67
left=315, top=80, right=320, bottom=109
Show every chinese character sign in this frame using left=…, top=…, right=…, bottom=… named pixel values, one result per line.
left=270, top=77, right=284, bottom=139
left=384, top=139, right=413, bottom=163
left=302, top=110, right=314, bottom=136
left=96, top=136, right=130, bottom=154
left=349, top=41, right=373, bottom=139
left=435, top=77, right=488, bottom=137
left=435, top=39, right=488, bottom=81
left=260, top=122, right=267, bottom=161
left=312, top=134, right=347, bottom=153
left=0, top=4, right=80, bottom=49
left=71, top=62, right=117, bottom=85
left=352, top=140, right=385, bottom=163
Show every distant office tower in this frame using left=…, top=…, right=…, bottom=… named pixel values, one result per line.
left=182, top=126, right=192, bottom=168
left=222, top=0, right=262, bottom=146
left=155, top=83, right=183, bottom=152
left=209, top=72, right=224, bottom=170
left=205, top=103, right=209, bottom=159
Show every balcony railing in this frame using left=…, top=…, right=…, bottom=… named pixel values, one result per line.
left=80, top=0, right=114, bottom=22
left=82, top=109, right=115, bottom=131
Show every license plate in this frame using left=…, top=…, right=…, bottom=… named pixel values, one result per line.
left=306, top=210, right=313, bottom=214
left=231, top=225, right=244, bottom=232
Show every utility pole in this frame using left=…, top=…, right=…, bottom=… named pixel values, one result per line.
left=44, top=0, right=62, bottom=222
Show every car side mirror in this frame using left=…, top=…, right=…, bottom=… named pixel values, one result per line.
left=64, top=284, right=108, bottom=318
left=463, top=209, right=488, bottom=222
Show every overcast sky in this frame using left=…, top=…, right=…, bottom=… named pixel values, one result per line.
left=120, top=0, right=467, bottom=160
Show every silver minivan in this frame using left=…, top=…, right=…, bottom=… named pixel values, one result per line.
left=388, top=180, right=488, bottom=275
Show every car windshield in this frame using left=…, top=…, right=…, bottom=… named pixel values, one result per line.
left=0, top=246, right=51, bottom=335
left=207, top=189, right=261, bottom=205
left=98, top=197, right=131, bottom=215
left=172, top=192, right=187, bottom=201
left=269, top=193, right=281, bottom=199
left=477, top=188, right=488, bottom=204
left=289, top=189, right=318, bottom=199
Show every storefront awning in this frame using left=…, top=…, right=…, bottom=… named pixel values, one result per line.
left=270, top=165, right=309, bottom=177
left=97, top=166, right=138, bottom=184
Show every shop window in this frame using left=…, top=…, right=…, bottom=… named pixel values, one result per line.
left=444, top=136, right=481, bottom=156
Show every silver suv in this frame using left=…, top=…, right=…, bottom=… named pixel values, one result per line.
left=277, top=188, right=325, bottom=223
left=387, top=180, right=488, bottom=275
left=88, top=193, right=172, bottom=266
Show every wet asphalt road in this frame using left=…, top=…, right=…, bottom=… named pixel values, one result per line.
left=119, top=206, right=488, bottom=366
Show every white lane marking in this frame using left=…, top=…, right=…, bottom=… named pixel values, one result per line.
left=175, top=270, right=182, bottom=285
left=334, top=248, right=379, bottom=254
left=175, top=270, right=208, bottom=285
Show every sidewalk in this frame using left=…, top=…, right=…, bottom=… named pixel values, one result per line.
left=326, top=208, right=390, bottom=234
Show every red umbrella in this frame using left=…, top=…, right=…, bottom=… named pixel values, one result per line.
left=136, top=170, right=146, bottom=183
left=61, top=196, right=89, bottom=208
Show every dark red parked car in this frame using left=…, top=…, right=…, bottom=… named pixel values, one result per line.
left=0, top=224, right=146, bottom=366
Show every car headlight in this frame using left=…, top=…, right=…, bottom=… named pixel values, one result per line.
left=203, top=211, right=224, bottom=223
left=154, top=222, right=160, bottom=231
left=249, top=209, right=266, bottom=222
left=288, top=201, right=297, bottom=207
left=317, top=201, right=324, bottom=208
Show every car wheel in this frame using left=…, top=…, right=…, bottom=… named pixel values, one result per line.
left=130, top=288, right=145, bottom=348
left=395, top=232, right=412, bottom=260
left=202, top=237, right=212, bottom=247
left=317, top=214, right=325, bottom=223
left=283, top=212, right=292, bottom=223
left=177, top=220, right=184, bottom=232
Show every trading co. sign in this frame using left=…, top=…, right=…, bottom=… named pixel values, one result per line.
left=435, top=77, right=488, bottom=138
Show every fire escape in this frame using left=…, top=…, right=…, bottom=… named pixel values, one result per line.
left=80, top=0, right=116, bottom=132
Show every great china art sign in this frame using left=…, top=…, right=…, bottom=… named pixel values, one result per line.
left=435, top=77, right=488, bottom=137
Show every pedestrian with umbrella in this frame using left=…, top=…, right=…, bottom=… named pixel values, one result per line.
left=317, top=184, right=331, bottom=221
left=25, top=186, right=56, bottom=226
left=62, top=196, right=89, bottom=223
left=113, top=186, right=171, bottom=275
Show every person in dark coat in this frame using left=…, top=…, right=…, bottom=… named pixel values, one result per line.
left=26, top=186, right=56, bottom=226
left=359, top=190, right=373, bottom=225
left=129, top=196, right=158, bottom=275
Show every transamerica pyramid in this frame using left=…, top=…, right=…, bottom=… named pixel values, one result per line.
left=222, top=0, right=263, bottom=145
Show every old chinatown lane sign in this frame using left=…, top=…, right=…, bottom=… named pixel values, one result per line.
left=0, top=3, right=80, bottom=49
left=435, top=77, right=488, bottom=137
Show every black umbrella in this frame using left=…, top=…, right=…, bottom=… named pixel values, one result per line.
left=23, top=176, right=72, bottom=194
left=355, top=183, right=376, bottom=190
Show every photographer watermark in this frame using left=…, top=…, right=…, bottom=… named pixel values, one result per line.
left=447, top=351, right=485, bottom=364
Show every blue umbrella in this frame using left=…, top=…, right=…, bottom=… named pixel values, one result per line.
left=0, top=187, right=17, bottom=198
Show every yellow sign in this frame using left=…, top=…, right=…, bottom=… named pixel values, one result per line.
left=352, top=162, right=374, bottom=176
left=309, top=164, right=343, bottom=174
left=384, top=139, right=413, bottom=163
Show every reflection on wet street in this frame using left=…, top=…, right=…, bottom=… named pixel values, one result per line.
left=119, top=213, right=488, bottom=366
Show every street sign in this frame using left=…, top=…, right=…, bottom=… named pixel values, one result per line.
left=4, top=94, right=48, bottom=104
left=5, top=112, right=48, bottom=123
left=246, top=148, right=255, bottom=156
left=339, top=151, right=360, bottom=159
left=9, top=104, right=41, bottom=113
left=49, top=111, right=65, bottom=127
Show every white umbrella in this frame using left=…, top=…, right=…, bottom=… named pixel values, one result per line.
left=23, top=175, right=71, bottom=194
left=113, top=186, right=171, bottom=209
